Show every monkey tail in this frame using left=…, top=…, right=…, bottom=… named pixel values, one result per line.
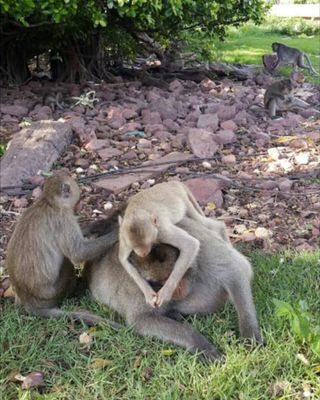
left=184, top=185, right=205, bottom=216
left=304, top=54, right=319, bottom=75
left=30, top=307, right=122, bottom=329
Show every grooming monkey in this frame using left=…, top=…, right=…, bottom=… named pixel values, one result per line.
left=271, top=42, right=318, bottom=75
left=84, top=217, right=262, bottom=362
left=6, top=171, right=120, bottom=328
left=118, top=181, right=228, bottom=308
left=264, top=78, right=294, bottom=119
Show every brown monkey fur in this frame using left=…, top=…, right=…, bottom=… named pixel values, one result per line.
left=6, top=171, right=120, bottom=328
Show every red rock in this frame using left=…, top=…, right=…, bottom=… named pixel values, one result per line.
left=172, top=133, right=187, bottom=148
left=200, top=78, right=216, bottom=92
left=13, top=197, right=28, bottom=208
left=137, top=139, right=152, bottom=149
left=106, top=106, right=126, bottom=129
left=122, top=108, right=138, bottom=120
left=163, top=119, right=179, bottom=132
left=220, top=120, right=238, bottom=132
left=278, top=178, right=293, bottom=192
left=0, top=120, right=72, bottom=195
left=142, top=110, right=162, bottom=125
left=0, top=104, right=29, bottom=118
left=74, top=158, right=90, bottom=168
left=120, top=122, right=143, bottom=133
left=185, top=111, right=201, bottom=123
left=169, top=79, right=184, bottom=93
left=221, top=154, right=236, bottom=164
left=214, top=129, right=236, bottom=145
left=233, top=110, right=248, bottom=125
left=217, top=105, right=237, bottom=121
left=188, top=128, right=219, bottom=158
left=85, top=139, right=110, bottom=152
left=146, top=89, right=161, bottom=102
left=97, top=147, right=122, bottom=160
left=121, top=150, right=138, bottom=160
left=184, top=177, right=224, bottom=206
left=289, top=139, right=308, bottom=149
left=150, top=98, right=178, bottom=121
left=197, top=114, right=219, bottom=131
left=94, top=152, right=192, bottom=193
left=152, top=130, right=171, bottom=140
left=144, top=124, right=165, bottom=135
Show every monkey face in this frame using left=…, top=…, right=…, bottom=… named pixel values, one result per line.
left=44, top=171, right=81, bottom=209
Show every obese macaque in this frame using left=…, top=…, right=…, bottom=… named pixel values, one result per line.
left=271, top=43, right=318, bottom=75
left=264, top=79, right=294, bottom=119
left=84, top=217, right=262, bottom=362
left=118, top=181, right=227, bottom=308
left=6, top=170, right=120, bottom=328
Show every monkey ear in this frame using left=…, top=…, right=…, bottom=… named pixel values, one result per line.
left=118, top=215, right=123, bottom=226
left=61, top=183, right=71, bottom=197
left=151, top=213, right=159, bottom=227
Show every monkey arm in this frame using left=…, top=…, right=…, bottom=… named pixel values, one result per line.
left=155, top=225, right=200, bottom=307
left=59, top=228, right=119, bottom=265
left=118, top=241, right=157, bottom=306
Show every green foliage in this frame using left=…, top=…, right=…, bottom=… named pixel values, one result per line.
left=265, top=16, right=320, bottom=36
left=0, top=0, right=268, bottom=49
left=274, top=298, right=320, bottom=357
left=0, top=144, right=6, bottom=157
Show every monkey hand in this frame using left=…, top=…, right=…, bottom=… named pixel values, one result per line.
left=143, top=287, right=158, bottom=308
left=154, top=283, right=175, bottom=307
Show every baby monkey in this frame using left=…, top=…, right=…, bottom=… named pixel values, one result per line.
left=6, top=171, right=120, bottom=328
left=264, top=78, right=293, bottom=119
left=118, top=181, right=226, bottom=308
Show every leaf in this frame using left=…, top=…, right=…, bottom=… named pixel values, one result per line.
left=274, top=135, right=299, bottom=143
left=292, top=313, right=310, bottom=339
left=21, top=371, right=44, bottom=390
left=273, top=299, right=295, bottom=317
left=206, top=202, right=216, bottom=210
left=79, top=332, right=93, bottom=348
left=133, top=354, right=142, bottom=369
left=161, top=349, right=175, bottom=357
left=90, top=358, right=113, bottom=369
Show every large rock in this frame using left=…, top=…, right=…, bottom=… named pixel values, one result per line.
left=0, top=104, right=29, bottom=118
left=94, top=152, right=192, bottom=194
left=213, top=129, right=237, bottom=145
left=0, top=120, right=72, bottom=194
left=184, top=177, right=224, bottom=206
left=187, top=128, right=219, bottom=158
left=149, top=98, right=178, bottom=121
left=197, top=114, right=219, bottom=131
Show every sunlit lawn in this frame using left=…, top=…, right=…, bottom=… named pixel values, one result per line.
left=1, top=251, right=319, bottom=399
left=211, top=21, right=320, bottom=85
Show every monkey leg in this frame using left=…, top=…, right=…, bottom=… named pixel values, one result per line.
left=156, top=226, right=200, bottom=307
left=223, top=266, right=262, bottom=344
left=268, top=99, right=277, bottom=119
left=130, top=312, right=223, bottom=362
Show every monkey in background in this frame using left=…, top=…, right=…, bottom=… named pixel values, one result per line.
left=118, top=181, right=228, bottom=308
left=84, top=217, right=263, bottom=362
left=6, top=171, right=120, bottom=328
left=271, top=43, right=318, bottom=76
left=264, top=78, right=294, bottom=119
left=42, top=91, right=65, bottom=111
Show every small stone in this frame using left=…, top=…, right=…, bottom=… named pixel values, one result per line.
left=220, top=120, right=238, bottom=132
left=221, top=154, right=236, bottom=164
left=202, top=161, right=212, bottom=169
left=188, top=128, right=219, bottom=158
left=103, top=202, right=113, bottom=211
left=197, top=114, right=219, bottom=131
left=295, top=152, right=310, bottom=165
left=268, top=148, right=280, bottom=160
left=214, top=130, right=236, bottom=145
left=13, top=197, right=28, bottom=208
left=254, top=227, right=269, bottom=239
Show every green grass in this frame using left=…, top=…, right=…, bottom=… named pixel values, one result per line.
left=1, top=250, right=320, bottom=399
left=210, top=19, right=320, bottom=85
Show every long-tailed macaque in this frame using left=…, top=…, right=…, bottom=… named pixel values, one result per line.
left=118, top=181, right=227, bottom=308
left=42, top=91, right=64, bottom=111
left=271, top=43, right=318, bottom=75
left=84, top=217, right=262, bottom=361
left=6, top=171, right=120, bottom=328
left=264, top=78, right=294, bottom=119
